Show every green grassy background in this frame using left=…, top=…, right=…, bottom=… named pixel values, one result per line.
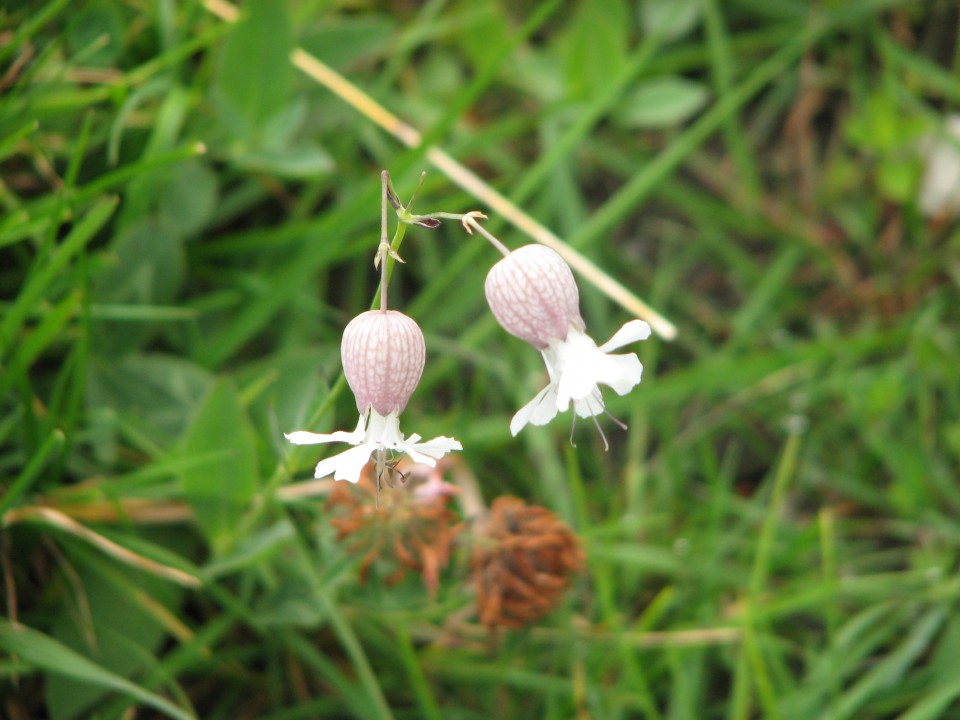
left=2, top=0, right=960, bottom=718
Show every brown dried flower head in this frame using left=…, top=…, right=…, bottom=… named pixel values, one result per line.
left=326, top=463, right=461, bottom=598
left=471, top=496, right=584, bottom=629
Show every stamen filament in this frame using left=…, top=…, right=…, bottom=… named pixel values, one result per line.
left=603, top=407, right=629, bottom=431
left=374, top=447, right=387, bottom=508
left=590, top=414, right=610, bottom=452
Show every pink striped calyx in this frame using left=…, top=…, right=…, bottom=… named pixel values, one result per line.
left=341, top=310, right=425, bottom=416
left=484, top=245, right=585, bottom=349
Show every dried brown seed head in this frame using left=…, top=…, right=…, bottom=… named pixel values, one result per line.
left=326, top=464, right=461, bottom=597
left=471, top=496, right=584, bottom=629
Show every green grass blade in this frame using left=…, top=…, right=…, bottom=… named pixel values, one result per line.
left=0, top=620, right=194, bottom=720
left=896, top=674, right=960, bottom=720
left=703, top=0, right=763, bottom=207
left=180, top=378, right=261, bottom=554
left=0, top=429, right=64, bottom=516
left=826, top=608, right=947, bottom=720
left=0, top=197, right=117, bottom=358
left=569, top=31, right=809, bottom=250
left=0, top=0, right=70, bottom=65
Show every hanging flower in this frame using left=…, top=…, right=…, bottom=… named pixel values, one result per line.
left=482, top=242, right=651, bottom=441
left=287, top=171, right=464, bottom=490
left=285, top=309, right=462, bottom=484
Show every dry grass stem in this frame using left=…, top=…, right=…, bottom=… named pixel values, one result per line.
left=414, top=621, right=742, bottom=649
left=2, top=506, right=202, bottom=588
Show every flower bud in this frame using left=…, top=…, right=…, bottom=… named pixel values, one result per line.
left=484, top=245, right=584, bottom=349
left=341, top=310, right=425, bottom=416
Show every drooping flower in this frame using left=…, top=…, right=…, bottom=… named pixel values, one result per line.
left=483, top=243, right=651, bottom=440
left=285, top=309, right=461, bottom=484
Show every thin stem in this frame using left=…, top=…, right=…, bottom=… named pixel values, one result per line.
left=406, top=171, right=427, bottom=211
left=381, top=172, right=389, bottom=246
left=380, top=171, right=389, bottom=311
left=280, top=37, right=676, bottom=338
left=462, top=212, right=510, bottom=257
left=414, top=211, right=475, bottom=222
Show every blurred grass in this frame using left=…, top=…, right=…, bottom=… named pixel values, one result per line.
left=2, top=0, right=960, bottom=719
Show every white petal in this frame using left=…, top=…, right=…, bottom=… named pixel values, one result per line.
left=510, top=383, right=559, bottom=435
left=556, top=360, right=603, bottom=410
left=313, top=443, right=376, bottom=483
left=409, top=436, right=463, bottom=459
left=398, top=435, right=462, bottom=467
left=284, top=414, right=365, bottom=446
left=529, top=384, right=561, bottom=425
left=550, top=330, right=604, bottom=409
left=598, top=320, right=652, bottom=353
left=402, top=448, right=440, bottom=467
left=604, top=353, right=643, bottom=396
left=539, top=347, right=561, bottom=383
left=285, top=429, right=358, bottom=445
left=918, top=115, right=960, bottom=217
left=573, top=393, right=604, bottom=419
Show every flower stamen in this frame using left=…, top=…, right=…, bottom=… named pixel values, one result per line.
left=603, top=407, right=628, bottom=432
left=590, top=414, right=609, bottom=452
left=481, top=237, right=652, bottom=439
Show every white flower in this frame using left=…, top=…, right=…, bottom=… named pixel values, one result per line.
left=484, top=244, right=651, bottom=438
left=285, top=409, right=461, bottom=484
left=285, top=309, right=461, bottom=483
left=918, top=114, right=960, bottom=218
left=509, top=320, right=651, bottom=435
